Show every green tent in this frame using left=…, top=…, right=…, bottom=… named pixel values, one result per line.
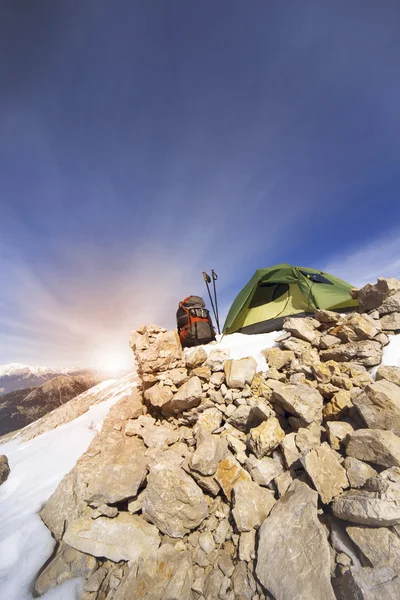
left=223, top=263, right=358, bottom=335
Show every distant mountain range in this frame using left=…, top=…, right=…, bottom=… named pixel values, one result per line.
left=0, top=363, right=92, bottom=396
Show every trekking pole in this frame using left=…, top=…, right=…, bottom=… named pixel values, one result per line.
left=211, top=269, right=221, bottom=334
left=202, top=271, right=219, bottom=333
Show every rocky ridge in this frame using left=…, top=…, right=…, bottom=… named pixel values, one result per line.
left=30, top=277, right=400, bottom=599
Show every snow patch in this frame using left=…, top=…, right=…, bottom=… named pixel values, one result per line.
left=381, top=333, right=400, bottom=367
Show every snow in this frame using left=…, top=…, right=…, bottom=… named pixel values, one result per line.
left=201, top=331, right=282, bottom=371
left=0, top=391, right=126, bottom=600
left=381, top=333, right=400, bottom=367
left=0, top=362, right=76, bottom=378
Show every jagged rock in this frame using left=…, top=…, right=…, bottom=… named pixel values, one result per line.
left=311, top=362, right=333, bottom=383
left=326, top=421, right=354, bottom=450
left=83, top=565, right=108, bottom=594
left=315, top=309, right=341, bottom=324
left=356, top=277, right=400, bottom=312
left=125, top=415, right=179, bottom=449
left=227, top=404, right=265, bottom=433
left=232, top=479, right=275, bottom=531
left=295, top=422, right=321, bottom=451
left=182, top=458, right=221, bottom=496
left=346, top=429, right=400, bottom=468
left=320, top=340, right=383, bottom=367
left=334, top=313, right=381, bottom=343
left=347, top=525, right=400, bottom=571
left=127, top=489, right=145, bottom=514
left=113, top=544, right=193, bottom=600
left=0, top=455, right=10, bottom=485
left=198, top=532, right=216, bottom=554
left=232, top=561, right=255, bottom=600
left=239, top=530, right=256, bottom=562
left=34, top=542, right=97, bottom=596
left=262, top=348, right=295, bottom=371
left=190, top=430, right=227, bottom=476
left=244, top=454, right=283, bottom=486
left=380, top=312, right=400, bottom=331
left=195, top=407, right=222, bottom=432
left=185, top=347, right=207, bottom=369
left=206, top=349, right=230, bottom=372
left=378, top=290, right=400, bottom=314
left=332, top=467, right=400, bottom=526
left=90, top=504, right=118, bottom=519
left=215, top=454, right=251, bottom=500
left=338, top=566, right=400, bottom=600
left=64, top=513, right=160, bottom=563
left=280, top=431, right=300, bottom=467
left=192, top=365, right=212, bottom=379
left=353, top=380, right=400, bottom=435
left=320, top=334, right=342, bottom=349
left=283, top=317, right=319, bottom=343
left=143, top=382, right=173, bottom=412
left=158, top=376, right=202, bottom=416
left=323, top=390, right=353, bottom=420
left=256, top=480, right=336, bottom=600
left=142, top=462, right=208, bottom=537
left=158, top=367, right=188, bottom=386
left=376, top=365, right=400, bottom=387
left=132, top=328, right=184, bottom=374
left=203, top=568, right=225, bottom=599
left=272, top=383, right=324, bottom=424
left=300, top=442, right=348, bottom=503
left=247, top=417, right=285, bottom=459
left=224, top=357, right=257, bottom=389
left=343, top=457, right=377, bottom=488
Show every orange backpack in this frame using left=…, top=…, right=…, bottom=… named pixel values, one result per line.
left=176, top=296, right=216, bottom=347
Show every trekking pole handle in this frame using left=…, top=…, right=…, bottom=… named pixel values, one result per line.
left=212, top=269, right=218, bottom=281
left=202, top=271, right=211, bottom=283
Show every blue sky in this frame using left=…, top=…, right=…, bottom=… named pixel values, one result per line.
left=1, top=0, right=400, bottom=368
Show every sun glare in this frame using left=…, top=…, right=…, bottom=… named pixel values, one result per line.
left=94, top=349, right=131, bottom=372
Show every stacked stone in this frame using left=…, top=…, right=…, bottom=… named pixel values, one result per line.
left=34, top=278, right=400, bottom=600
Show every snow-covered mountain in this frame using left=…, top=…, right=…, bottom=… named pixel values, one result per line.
left=0, top=363, right=90, bottom=396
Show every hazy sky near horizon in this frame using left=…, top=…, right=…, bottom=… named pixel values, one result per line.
left=1, top=1, right=400, bottom=369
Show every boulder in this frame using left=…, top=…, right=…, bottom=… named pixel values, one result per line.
left=262, top=348, right=295, bottom=371
left=125, top=415, right=179, bottom=449
left=232, top=479, right=275, bottom=532
left=320, top=340, right=383, bottom=367
left=343, top=457, right=377, bottom=488
left=185, top=347, right=207, bottom=369
left=283, top=317, right=319, bottom=343
left=345, top=429, right=400, bottom=468
left=224, top=357, right=257, bottom=389
left=356, top=277, right=400, bottom=312
left=226, top=404, right=265, bottom=433
left=142, top=462, right=208, bottom=537
left=64, top=513, right=160, bottom=563
left=256, top=480, right=336, bottom=600
left=247, top=417, right=285, bottom=459
left=347, top=525, right=400, bottom=571
left=300, top=443, right=348, bottom=503
left=353, top=380, right=400, bottom=435
left=378, top=290, right=400, bottom=314
left=143, top=383, right=174, bottom=412
left=160, top=376, right=202, bottom=416
left=280, top=432, right=300, bottom=467
left=376, top=365, right=400, bottom=387
left=339, top=566, right=400, bottom=600
left=0, top=455, right=10, bottom=485
left=380, top=312, right=400, bottom=331
left=190, top=430, right=227, bottom=476
left=332, top=467, right=400, bottom=526
left=315, top=309, right=340, bottom=324
left=326, top=421, right=354, bottom=450
left=335, top=313, right=381, bottom=342
left=295, top=422, right=321, bottom=451
left=323, top=390, right=353, bottom=420
left=244, top=454, right=283, bottom=486
left=215, top=454, right=251, bottom=500
left=113, top=544, right=193, bottom=600
left=272, top=383, right=324, bottom=424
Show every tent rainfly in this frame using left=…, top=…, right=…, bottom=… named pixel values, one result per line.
left=223, top=263, right=358, bottom=335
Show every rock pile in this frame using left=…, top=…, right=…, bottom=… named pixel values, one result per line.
left=34, top=278, right=400, bottom=599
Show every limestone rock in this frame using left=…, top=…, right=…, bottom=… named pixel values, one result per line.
left=232, top=561, right=256, bottom=600
left=0, top=455, right=10, bottom=485
left=295, top=422, right=321, bottom=451
left=143, top=383, right=173, bottom=412
left=195, top=407, right=222, bottom=432
left=182, top=458, right=220, bottom=496
left=227, top=404, right=264, bottom=433
left=378, top=290, right=400, bottom=314
left=159, top=376, right=202, bottom=416
left=353, top=380, right=400, bottom=435
left=34, top=542, right=97, bottom=596
left=262, top=348, right=294, bottom=371
left=380, top=312, right=400, bottom=331
left=339, top=566, right=400, bottom=600
left=320, top=334, right=342, bottom=349
left=326, top=421, right=354, bottom=450
left=239, top=530, right=256, bottom=562
left=224, top=357, right=257, bottom=389
left=320, top=340, right=383, bottom=367
left=283, top=317, right=319, bottom=343
left=256, top=480, right=336, bottom=600
left=345, top=429, right=400, bottom=468
left=90, top=504, right=118, bottom=519
left=356, top=277, right=400, bottom=312
left=272, top=383, right=324, bottom=424
left=347, top=525, right=400, bottom=571
left=376, top=365, right=400, bottom=387
left=336, top=313, right=381, bottom=342
left=332, top=467, right=400, bottom=526
left=185, top=346, right=207, bottom=369
left=323, top=390, right=353, bottom=420
left=190, top=430, right=227, bottom=476
left=244, top=454, right=283, bottom=486
left=300, top=442, right=348, bottom=503
left=280, top=432, right=300, bottom=467
left=133, top=328, right=184, bottom=374
left=113, top=544, right=193, bottom=600
left=215, top=454, right=251, bottom=500
left=232, top=479, right=275, bottom=532
left=206, top=349, right=230, bottom=372
left=315, top=309, right=341, bottom=324
left=142, top=462, right=208, bottom=537
left=343, top=457, right=377, bottom=488
left=247, top=417, right=285, bottom=459
left=64, top=513, right=160, bottom=563
left=125, top=415, right=179, bottom=449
